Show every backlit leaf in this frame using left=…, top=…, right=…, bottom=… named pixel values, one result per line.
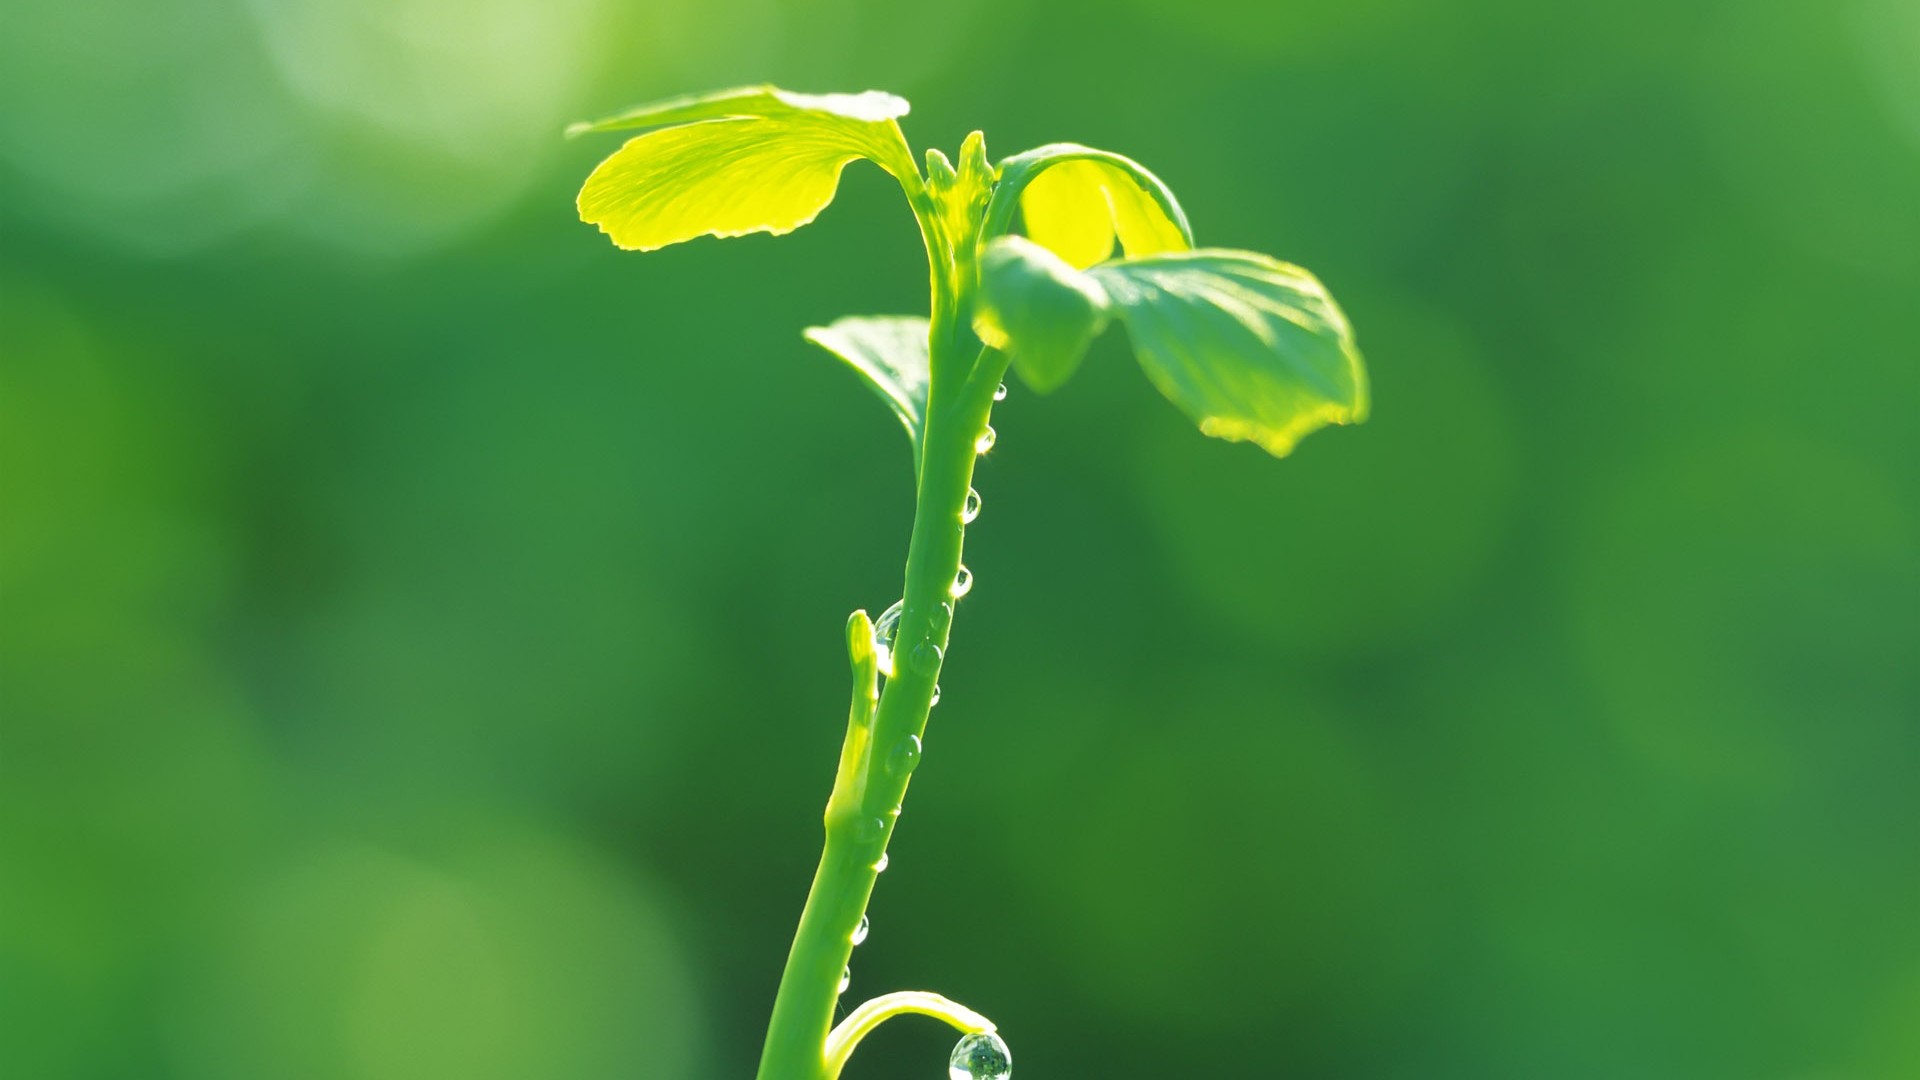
left=973, top=236, right=1112, bottom=395
left=803, top=316, right=931, bottom=456
left=1090, top=251, right=1369, bottom=457
left=574, top=86, right=918, bottom=252
left=986, top=145, right=1193, bottom=270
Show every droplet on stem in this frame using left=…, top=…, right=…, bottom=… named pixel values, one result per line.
left=873, top=851, right=889, bottom=873
left=949, top=1031, right=1012, bottom=1080
left=974, top=427, right=996, bottom=454
left=950, top=566, right=974, bottom=599
left=909, top=640, right=942, bottom=676
left=993, top=383, right=1008, bottom=402
left=838, top=966, right=851, bottom=995
left=851, top=913, right=870, bottom=946
left=962, top=488, right=982, bottom=524
left=887, top=733, right=922, bottom=778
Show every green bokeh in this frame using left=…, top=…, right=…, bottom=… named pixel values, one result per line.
left=2, top=0, right=1915, bottom=1077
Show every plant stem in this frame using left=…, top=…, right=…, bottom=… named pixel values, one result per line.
left=754, top=314, right=1004, bottom=1080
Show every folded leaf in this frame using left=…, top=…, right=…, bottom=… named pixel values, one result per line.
left=803, top=316, right=931, bottom=456
left=985, top=145, right=1193, bottom=270
left=574, top=86, right=918, bottom=252
left=1090, top=251, right=1369, bottom=457
left=973, top=236, right=1112, bottom=395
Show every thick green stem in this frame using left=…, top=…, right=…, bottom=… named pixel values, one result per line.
left=754, top=156, right=1007, bottom=1080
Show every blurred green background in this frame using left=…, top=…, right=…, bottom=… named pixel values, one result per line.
left=3, top=0, right=1917, bottom=1076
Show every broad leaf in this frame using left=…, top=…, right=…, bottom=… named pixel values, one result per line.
left=574, top=85, right=918, bottom=252
left=973, top=236, right=1112, bottom=395
left=1090, top=251, right=1369, bottom=457
left=984, top=145, right=1193, bottom=270
left=803, top=316, right=931, bottom=455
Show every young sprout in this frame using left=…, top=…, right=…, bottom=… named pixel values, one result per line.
left=570, top=84, right=1368, bottom=1080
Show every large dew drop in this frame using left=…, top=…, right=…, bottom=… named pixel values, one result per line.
left=950, top=566, right=974, bottom=600
left=886, top=733, right=922, bottom=778
left=871, top=599, right=904, bottom=677
left=949, top=1031, right=1011, bottom=1080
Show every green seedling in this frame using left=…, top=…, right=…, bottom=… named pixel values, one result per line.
left=570, top=85, right=1369, bottom=1080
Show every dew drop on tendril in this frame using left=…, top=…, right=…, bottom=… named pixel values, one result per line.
left=949, top=1031, right=1011, bottom=1080
left=930, top=683, right=942, bottom=706
left=838, top=966, right=851, bottom=994
left=962, top=488, right=982, bottom=524
left=974, top=427, right=996, bottom=454
left=873, top=851, right=889, bottom=873
left=871, top=599, right=903, bottom=676
left=994, top=383, right=1008, bottom=402
left=851, top=913, right=870, bottom=946
left=950, top=566, right=974, bottom=599
left=887, top=733, right=922, bottom=778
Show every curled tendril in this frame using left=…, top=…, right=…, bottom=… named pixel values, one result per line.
left=823, top=991, right=996, bottom=1078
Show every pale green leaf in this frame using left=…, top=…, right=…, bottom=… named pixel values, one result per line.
left=973, top=236, right=1112, bottom=395
left=1090, top=250, right=1369, bottom=457
left=983, top=145, right=1194, bottom=270
left=803, top=316, right=931, bottom=455
left=573, top=86, right=918, bottom=252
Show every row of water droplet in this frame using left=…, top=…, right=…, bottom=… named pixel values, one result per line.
left=950, top=392, right=1011, bottom=1079
left=839, top=387, right=1013, bottom=1080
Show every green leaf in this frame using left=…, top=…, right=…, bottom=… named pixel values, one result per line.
left=973, top=236, right=1112, bottom=395
left=983, top=145, right=1194, bottom=270
left=803, top=316, right=931, bottom=455
left=1090, top=250, right=1369, bottom=457
left=573, top=85, right=919, bottom=252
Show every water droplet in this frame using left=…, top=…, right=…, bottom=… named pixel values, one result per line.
left=873, top=851, right=889, bottom=873
left=950, top=566, right=974, bottom=599
left=949, top=1031, right=1011, bottom=1080
left=855, top=816, right=888, bottom=843
left=974, top=427, right=996, bottom=454
left=838, top=966, right=851, bottom=995
left=887, top=733, right=922, bottom=778
left=851, top=913, right=870, bottom=946
left=871, top=599, right=904, bottom=677
left=962, top=488, right=982, bottom=524
left=930, top=683, right=942, bottom=706
left=993, top=383, right=1008, bottom=402
left=909, top=640, right=943, bottom=676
